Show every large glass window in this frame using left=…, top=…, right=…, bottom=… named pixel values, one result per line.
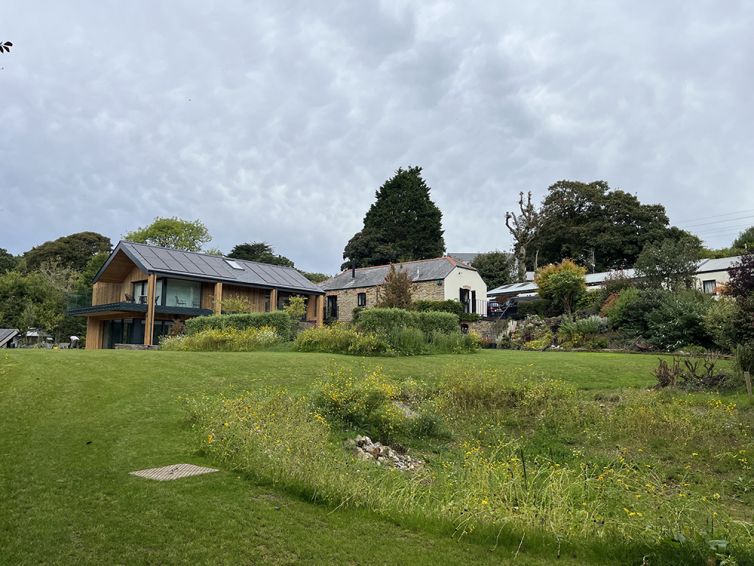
left=132, top=281, right=148, bottom=303
left=164, top=279, right=202, bottom=308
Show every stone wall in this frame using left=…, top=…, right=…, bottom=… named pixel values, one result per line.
left=327, top=280, right=446, bottom=322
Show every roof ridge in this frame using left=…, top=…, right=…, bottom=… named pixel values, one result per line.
left=121, top=240, right=302, bottom=273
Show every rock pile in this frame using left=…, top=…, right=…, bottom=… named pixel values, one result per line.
left=347, top=435, right=423, bottom=471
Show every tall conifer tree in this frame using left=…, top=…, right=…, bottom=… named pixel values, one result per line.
left=342, top=167, right=445, bottom=269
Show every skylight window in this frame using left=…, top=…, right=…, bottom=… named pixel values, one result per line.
left=225, top=259, right=244, bottom=270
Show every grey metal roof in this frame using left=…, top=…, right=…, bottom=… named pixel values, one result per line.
left=321, top=257, right=472, bottom=291
left=96, top=241, right=323, bottom=294
left=487, top=268, right=639, bottom=297
left=0, top=329, right=19, bottom=347
left=696, top=256, right=741, bottom=273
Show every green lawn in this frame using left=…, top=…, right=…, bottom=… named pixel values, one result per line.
left=0, top=349, right=748, bottom=564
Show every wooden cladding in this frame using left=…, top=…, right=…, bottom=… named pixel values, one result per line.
left=144, top=273, right=157, bottom=346
left=92, top=264, right=148, bottom=305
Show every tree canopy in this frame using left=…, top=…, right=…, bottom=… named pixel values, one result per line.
left=471, top=252, right=514, bottom=289
left=22, top=232, right=112, bottom=272
left=228, top=242, right=294, bottom=267
left=733, top=226, right=754, bottom=251
left=634, top=237, right=702, bottom=292
left=0, top=248, right=17, bottom=275
left=124, top=217, right=211, bottom=252
left=343, top=167, right=445, bottom=269
left=534, top=259, right=587, bottom=318
left=530, top=180, right=689, bottom=272
left=377, top=265, right=413, bottom=309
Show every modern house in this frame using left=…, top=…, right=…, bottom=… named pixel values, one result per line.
left=320, top=257, right=488, bottom=323
left=70, top=241, right=325, bottom=349
left=0, top=329, right=19, bottom=348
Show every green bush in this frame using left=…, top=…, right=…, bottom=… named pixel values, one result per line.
left=428, top=330, right=481, bottom=353
left=356, top=308, right=418, bottom=336
left=386, top=327, right=428, bottom=355
left=516, top=299, right=549, bottom=317
left=415, top=310, right=460, bottom=335
left=703, top=298, right=739, bottom=352
left=604, top=288, right=665, bottom=336
left=414, top=300, right=480, bottom=322
left=645, top=291, right=712, bottom=351
left=734, top=343, right=754, bottom=375
left=558, top=316, right=609, bottom=348
left=295, top=325, right=389, bottom=356
left=413, top=299, right=463, bottom=316
left=356, top=307, right=459, bottom=336
left=185, top=312, right=294, bottom=340
left=160, top=326, right=281, bottom=351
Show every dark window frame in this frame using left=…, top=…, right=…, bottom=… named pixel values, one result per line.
left=357, top=292, right=367, bottom=307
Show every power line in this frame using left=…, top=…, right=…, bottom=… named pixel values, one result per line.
left=673, top=208, right=754, bottom=224
left=681, top=215, right=754, bottom=229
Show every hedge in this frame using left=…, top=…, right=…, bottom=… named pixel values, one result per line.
left=185, top=312, right=294, bottom=341
left=355, top=307, right=459, bottom=336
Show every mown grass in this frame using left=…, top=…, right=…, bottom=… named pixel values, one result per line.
left=1, top=349, right=750, bottom=564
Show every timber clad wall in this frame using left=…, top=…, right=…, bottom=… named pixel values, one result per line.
left=92, top=265, right=149, bottom=305
left=326, top=280, right=445, bottom=322
left=223, top=285, right=270, bottom=311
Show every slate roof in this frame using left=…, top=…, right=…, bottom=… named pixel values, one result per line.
left=0, top=329, right=19, bottom=348
left=96, top=241, right=323, bottom=294
left=321, top=257, right=472, bottom=291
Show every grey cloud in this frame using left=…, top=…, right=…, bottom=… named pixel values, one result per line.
left=1, top=1, right=753, bottom=273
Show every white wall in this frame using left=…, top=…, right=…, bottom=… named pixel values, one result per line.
left=694, top=270, right=732, bottom=295
left=444, top=267, right=488, bottom=312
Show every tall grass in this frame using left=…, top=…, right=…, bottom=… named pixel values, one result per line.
left=186, top=367, right=754, bottom=564
left=161, top=326, right=281, bottom=351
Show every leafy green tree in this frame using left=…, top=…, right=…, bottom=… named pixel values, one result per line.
left=228, top=242, right=294, bottom=267
left=22, top=232, right=111, bottom=272
left=0, top=270, right=67, bottom=336
left=72, top=251, right=110, bottom=307
left=377, top=264, right=413, bottom=309
left=635, top=237, right=702, bottom=292
left=343, top=167, right=445, bottom=268
left=534, top=259, right=587, bottom=318
left=0, top=248, right=17, bottom=274
left=300, top=271, right=330, bottom=283
left=531, top=180, right=687, bottom=271
left=471, top=251, right=514, bottom=289
left=124, top=217, right=211, bottom=252
left=733, top=226, right=754, bottom=251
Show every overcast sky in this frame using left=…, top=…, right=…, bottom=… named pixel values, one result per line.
left=1, top=1, right=753, bottom=273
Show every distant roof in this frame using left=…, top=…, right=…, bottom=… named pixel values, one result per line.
left=697, top=256, right=741, bottom=273
left=321, top=257, right=473, bottom=291
left=95, top=241, right=323, bottom=294
left=487, top=268, right=638, bottom=297
left=0, top=329, right=18, bottom=347
left=447, top=252, right=479, bottom=265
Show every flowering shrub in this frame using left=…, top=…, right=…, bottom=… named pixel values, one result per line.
left=160, top=326, right=281, bottom=351
left=295, top=324, right=389, bottom=356
left=185, top=312, right=294, bottom=340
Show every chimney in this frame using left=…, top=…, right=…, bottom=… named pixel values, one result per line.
left=351, top=264, right=356, bottom=278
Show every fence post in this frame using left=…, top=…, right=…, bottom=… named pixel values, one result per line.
left=745, top=371, right=752, bottom=400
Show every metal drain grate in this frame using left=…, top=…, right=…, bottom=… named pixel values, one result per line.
left=130, top=463, right=219, bottom=481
